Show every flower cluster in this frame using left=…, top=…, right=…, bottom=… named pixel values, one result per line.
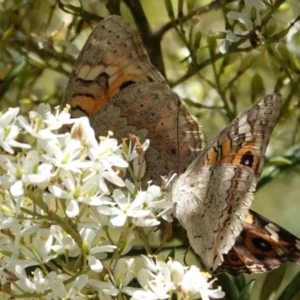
left=219, top=0, right=265, bottom=53
left=0, top=105, right=224, bottom=299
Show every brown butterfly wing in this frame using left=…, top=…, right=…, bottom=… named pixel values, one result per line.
left=216, top=210, right=300, bottom=276
left=90, top=82, right=203, bottom=185
left=61, top=15, right=166, bottom=120
left=61, top=15, right=204, bottom=184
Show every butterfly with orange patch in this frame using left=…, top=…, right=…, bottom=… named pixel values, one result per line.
left=61, top=15, right=203, bottom=186
left=61, top=15, right=300, bottom=276
left=217, top=210, right=300, bottom=275
left=169, top=92, right=299, bottom=274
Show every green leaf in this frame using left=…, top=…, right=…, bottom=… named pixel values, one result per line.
left=207, top=34, right=219, bottom=55
left=217, top=273, right=237, bottom=300
left=186, top=0, right=195, bottom=13
left=193, top=31, right=202, bottom=50
left=1, top=26, right=15, bottom=41
left=249, top=6, right=257, bottom=22
left=250, top=73, right=265, bottom=103
left=233, top=275, right=246, bottom=293
left=268, top=157, right=292, bottom=166
left=272, top=27, right=290, bottom=40
left=164, top=0, right=175, bottom=20
left=278, top=2, right=291, bottom=12
left=209, top=31, right=227, bottom=39
left=0, top=62, right=26, bottom=98
left=257, top=144, right=300, bottom=189
left=178, top=0, right=184, bottom=17
left=278, top=270, right=300, bottom=300
left=276, top=42, right=299, bottom=72
left=236, top=279, right=256, bottom=300
left=264, top=22, right=277, bottom=37
left=260, top=265, right=286, bottom=299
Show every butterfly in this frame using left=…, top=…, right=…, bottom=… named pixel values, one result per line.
left=170, top=92, right=298, bottom=275
left=61, top=15, right=204, bottom=186
left=218, top=210, right=300, bottom=275
left=61, top=15, right=300, bottom=276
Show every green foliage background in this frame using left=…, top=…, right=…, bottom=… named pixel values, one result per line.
left=1, top=0, right=300, bottom=299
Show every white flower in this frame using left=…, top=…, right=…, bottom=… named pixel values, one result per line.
left=89, top=258, right=136, bottom=297
left=120, top=232, right=135, bottom=255
left=123, top=138, right=150, bottom=162
left=98, top=188, right=149, bottom=227
left=86, top=135, right=128, bottom=192
left=133, top=256, right=175, bottom=300
left=51, top=274, right=88, bottom=299
left=50, top=225, right=79, bottom=256
left=0, top=235, right=20, bottom=258
left=0, top=108, right=30, bottom=153
left=142, top=184, right=173, bottom=223
left=97, top=182, right=170, bottom=227
left=179, top=266, right=225, bottom=300
left=81, top=228, right=116, bottom=272
left=49, top=169, right=112, bottom=218
left=38, top=103, right=76, bottom=130
left=227, top=11, right=252, bottom=25
left=0, top=107, right=19, bottom=126
left=134, top=268, right=173, bottom=300
left=10, top=180, right=23, bottom=197
left=13, top=268, right=56, bottom=295
left=41, top=135, right=90, bottom=173
left=135, top=257, right=225, bottom=300
left=287, top=21, right=300, bottom=56
left=0, top=150, right=52, bottom=192
left=18, top=108, right=56, bottom=139
left=22, top=151, right=52, bottom=187
left=0, top=104, right=226, bottom=300
left=220, top=0, right=266, bottom=54
left=71, top=116, right=98, bottom=149
left=227, top=0, right=265, bottom=27
left=140, top=255, right=168, bottom=275
left=3, top=228, right=56, bottom=269
left=122, top=138, right=150, bottom=179
left=220, top=30, right=240, bottom=54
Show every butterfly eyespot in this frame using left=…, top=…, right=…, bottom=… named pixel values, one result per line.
left=225, top=251, right=243, bottom=265
left=229, top=254, right=239, bottom=261
left=252, top=237, right=273, bottom=252
left=240, top=151, right=254, bottom=167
